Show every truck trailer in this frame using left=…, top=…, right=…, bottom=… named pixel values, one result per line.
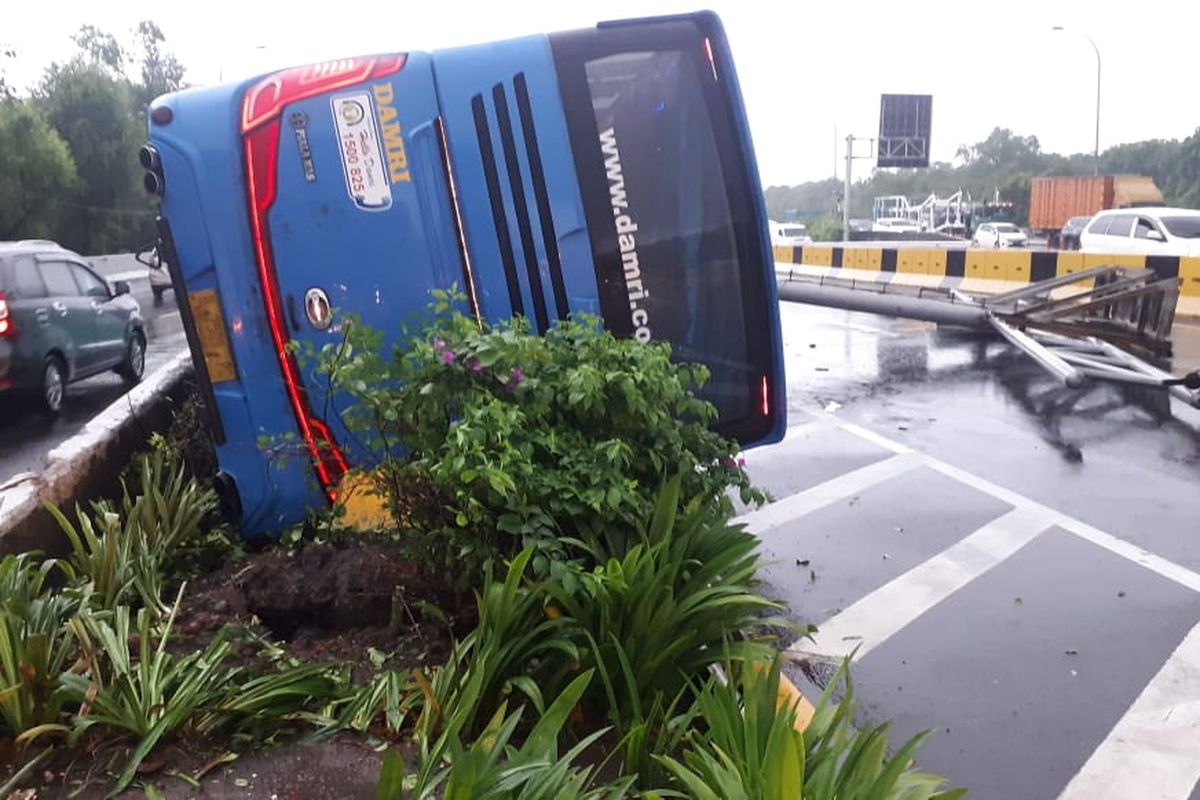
left=1029, top=175, right=1163, bottom=248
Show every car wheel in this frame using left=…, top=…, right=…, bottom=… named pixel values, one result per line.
left=39, top=356, right=66, bottom=416
left=118, top=331, right=146, bottom=385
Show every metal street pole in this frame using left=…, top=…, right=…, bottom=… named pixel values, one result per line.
left=1086, top=33, right=1101, bottom=176
left=1053, top=27, right=1101, bottom=175
left=843, top=134, right=853, bottom=242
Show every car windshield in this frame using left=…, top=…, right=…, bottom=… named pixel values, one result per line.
left=783, top=226, right=807, bottom=237
left=1160, top=217, right=1200, bottom=238
left=995, top=224, right=1020, bottom=233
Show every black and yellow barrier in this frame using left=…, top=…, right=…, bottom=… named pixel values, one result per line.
left=774, top=245, right=1200, bottom=318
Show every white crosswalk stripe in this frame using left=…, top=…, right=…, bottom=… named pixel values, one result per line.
left=788, top=504, right=1057, bottom=662
left=738, top=451, right=923, bottom=536
left=1060, top=622, right=1200, bottom=800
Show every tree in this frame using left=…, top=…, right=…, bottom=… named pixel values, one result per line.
left=0, top=21, right=185, bottom=253
left=763, top=178, right=841, bottom=221
left=959, top=128, right=1042, bottom=171
left=997, top=172, right=1033, bottom=225
left=0, top=102, right=78, bottom=239
left=0, top=45, right=16, bottom=101
left=1170, top=131, right=1200, bottom=208
left=131, top=21, right=185, bottom=109
left=72, top=25, right=125, bottom=75
left=36, top=60, right=150, bottom=253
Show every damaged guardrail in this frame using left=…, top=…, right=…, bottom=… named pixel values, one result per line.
left=777, top=264, right=1200, bottom=406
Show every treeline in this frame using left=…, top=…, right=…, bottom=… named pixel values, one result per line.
left=766, top=127, right=1200, bottom=227
left=0, top=23, right=184, bottom=255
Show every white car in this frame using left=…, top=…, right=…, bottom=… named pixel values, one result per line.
left=1079, top=207, right=1200, bottom=257
left=872, top=217, right=922, bottom=234
left=769, top=221, right=813, bottom=246
left=972, top=222, right=1028, bottom=249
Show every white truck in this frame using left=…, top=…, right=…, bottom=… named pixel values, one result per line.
left=769, top=221, right=813, bottom=247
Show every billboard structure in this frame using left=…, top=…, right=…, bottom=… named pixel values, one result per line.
left=878, top=94, right=932, bottom=168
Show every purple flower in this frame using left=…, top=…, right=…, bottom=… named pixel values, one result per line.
left=468, top=358, right=483, bottom=373
left=504, top=366, right=525, bottom=393
left=433, top=339, right=445, bottom=351
left=738, top=457, right=747, bottom=468
left=721, top=457, right=737, bottom=469
left=442, top=350, right=456, bottom=364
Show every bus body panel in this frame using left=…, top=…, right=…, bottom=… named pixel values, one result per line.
left=432, top=36, right=600, bottom=328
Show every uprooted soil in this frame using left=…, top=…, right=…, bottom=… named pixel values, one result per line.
left=1, top=539, right=475, bottom=799
left=172, top=539, right=475, bottom=675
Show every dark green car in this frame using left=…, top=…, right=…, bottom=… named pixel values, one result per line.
left=0, top=240, right=146, bottom=415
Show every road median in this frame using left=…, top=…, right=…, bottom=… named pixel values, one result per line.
left=0, top=351, right=193, bottom=556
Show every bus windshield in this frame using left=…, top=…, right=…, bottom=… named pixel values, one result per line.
left=555, top=23, right=775, bottom=442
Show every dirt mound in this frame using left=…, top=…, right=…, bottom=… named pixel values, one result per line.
left=239, top=544, right=421, bottom=637
left=173, top=540, right=472, bottom=673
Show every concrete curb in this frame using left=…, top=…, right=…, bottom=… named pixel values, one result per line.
left=776, top=669, right=816, bottom=732
left=0, top=351, right=193, bottom=557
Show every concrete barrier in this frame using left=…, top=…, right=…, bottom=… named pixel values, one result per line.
left=0, top=352, right=194, bottom=557
left=775, top=245, right=1200, bottom=319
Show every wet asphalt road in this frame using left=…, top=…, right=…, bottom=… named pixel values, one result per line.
left=0, top=254, right=189, bottom=486
left=742, top=299, right=1200, bottom=799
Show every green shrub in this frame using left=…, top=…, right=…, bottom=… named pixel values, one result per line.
left=48, top=449, right=219, bottom=614
left=303, top=290, right=764, bottom=578
left=806, top=215, right=844, bottom=242
left=416, top=548, right=578, bottom=743
left=380, top=670, right=634, bottom=800
left=60, top=589, right=343, bottom=795
left=655, top=658, right=966, bottom=800
left=403, top=479, right=789, bottom=791
left=49, top=503, right=136, bottom=611
left=316, top=668, right=419, bottom=738
left=654, top=660, right=805, bottom=799
left=5, top=447, right=223, bottom=744
left=121, top=447, right=218, bottom=558
left=550, top=475, right=785, bottom=729
left=0, top=554, right=81, bottom=740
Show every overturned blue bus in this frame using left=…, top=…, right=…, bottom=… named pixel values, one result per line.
left=144, top=12, right=786, bottom=534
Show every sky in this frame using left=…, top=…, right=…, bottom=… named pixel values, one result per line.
left=4, top=0, right=1198, bottom=187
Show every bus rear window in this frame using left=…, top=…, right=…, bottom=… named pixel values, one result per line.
left=581, top=48, right=753, bottom=424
